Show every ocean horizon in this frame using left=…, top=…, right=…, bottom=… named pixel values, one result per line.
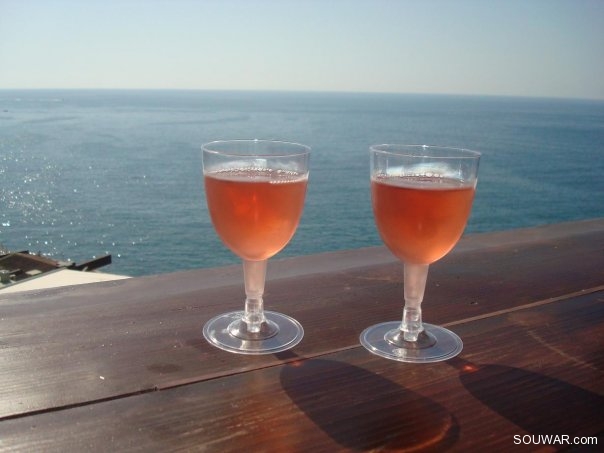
left=1, top=89, right=603, bottom=276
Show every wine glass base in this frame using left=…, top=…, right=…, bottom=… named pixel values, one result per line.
left=360, top=321, right=463, bottom=363
left=203, top=310, right=304, bottom=355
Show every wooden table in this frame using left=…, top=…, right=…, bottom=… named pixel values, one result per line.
left=1, top=219, right=603, bottom=452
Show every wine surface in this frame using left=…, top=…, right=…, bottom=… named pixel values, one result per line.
left=371, top=175, right=475, bottom=264
left=205, top=169, right=308, bottom=261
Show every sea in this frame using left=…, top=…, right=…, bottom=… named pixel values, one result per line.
left=1, top=90, right=603, bottom=277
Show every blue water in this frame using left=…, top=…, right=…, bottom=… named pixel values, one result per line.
left=1, top=90, right=603, bottom=276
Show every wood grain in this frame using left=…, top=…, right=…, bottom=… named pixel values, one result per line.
left=0, top=291, right=601, bottom=452
left=0, top=219, right=602, bottom=451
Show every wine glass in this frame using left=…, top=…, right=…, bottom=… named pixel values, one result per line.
left=360, top=144, right=480, bottom=363
left=201, top=140, right=310, bottom=354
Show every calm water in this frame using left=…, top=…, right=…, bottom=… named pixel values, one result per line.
left=1, top=90, right=603, bottom=276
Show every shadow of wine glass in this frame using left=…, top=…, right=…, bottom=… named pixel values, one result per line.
left=450, top=357, right=604, bottom=437
left=280, top=357, right=458, bottom=452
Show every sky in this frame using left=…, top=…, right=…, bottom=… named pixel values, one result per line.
left=1, top=0, right=603, bottom=99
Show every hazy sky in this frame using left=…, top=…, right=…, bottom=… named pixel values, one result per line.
left=1, top=0, right=603, bottom=99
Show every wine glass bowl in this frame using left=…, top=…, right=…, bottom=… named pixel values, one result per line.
left=360, top=144, right=480, bottom=363
left=202, top=140, right=310, bottom=354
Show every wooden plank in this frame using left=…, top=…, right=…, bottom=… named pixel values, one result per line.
left=0, top=291, right=601, bottom=452
left=72, top=254, right=112, bottom=271
left=0, top=223, right=602, bottom=419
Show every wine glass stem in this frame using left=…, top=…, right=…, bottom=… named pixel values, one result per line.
left=401, top=263, right=429, bottom=342
left=243, top=259, right=268, bottom=333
